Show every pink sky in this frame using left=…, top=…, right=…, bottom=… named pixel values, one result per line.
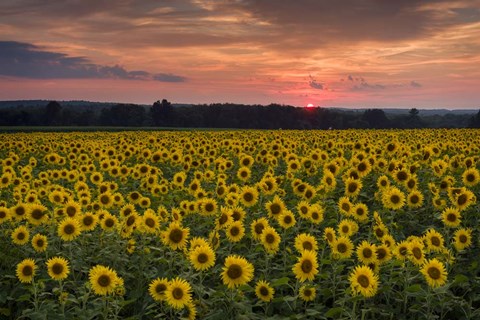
left=1, top=0, right=480, bottom=108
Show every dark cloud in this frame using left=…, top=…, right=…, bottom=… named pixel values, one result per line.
left=0, top=41, right=186, bottom=82
left=410, top=80, right=422, bottom=88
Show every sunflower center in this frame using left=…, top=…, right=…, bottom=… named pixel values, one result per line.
left=259, top=286, right=269, bottom=296
left=230, top=226, right=240, bottom=236
left=397, top=171, right=407, bottom=181
left=375, top=228, right=384, bottom=238
left=243, top=192, right=253, bottom=202
left=399, top=246, right=408, bottom=256
left=66, top=207, right=76, bottom=217
left=36, top=239, right=44, bottom=247
left=301, top=259, right=313, bottom=273
left=205, top=203, right=214, bottom=212
left=100, top=195, right=110, bottom=204
left=145, top=218, right=155, bottom=228
left=105, top=218, right=114, bottom=228
left=156, top=283, right=166, bottom=294
left=303, top=241, right=313, bottom=251
left=341, top=203, right=350, bottom=212
left=283, top=215, right=292, bottom=224
left=126, top=216, right=135, bottom=226
left=17, top=232, right=25, bottom=240
left=342, top=226, right=349, bottom=233
left=303, top=288, right=312, bottom=296
left=31, top=209, right=44, bottom=220
left=0, top=211, right=6, bottom=218
left=376, top=248, right=386, bottom=259
left=457, top=194, right=467, bottom=205
left=410, top=195, right=419, bottom=203
left=447, top=213, right=457, bottom=222
left=466, top=174, right=475, bottom=182
left=357, top=274, right=370, bottom=288
left=356, top=209, right=365, bottom=216
left=348, top=183, right=358, bottom=193
left=390, top=195, right=400, bottom=204
left=169, top=228, right=184, bottom=243
left=337, top=243, right=347, bottom=253
left=459, top=234, right=468, bottom=243
left=362, top=248, right=373, bottom=258
left=358, top=163, right=367, bottom=172
left=197, top=253, right=208, bottom=263
left=265, top=233, right=275, bottom=244
left=427, top=267, right=441, bottom=280
left=412, top=247, right=422, bottom=259
left=300, top=206, right=308, bottom=215
left=64, top=224, right=75, bottom=235
left=227, top=264, right=243, bottom=279
left=83, top=216, right=93, bottom=226
left=311, top=212, right=319, bottom=220
left=98, top=274, right=111, bottom=287
left=52, top=263, right=64, bottom=275
left=326, top=232, right=334, bottom=242
left=270, top=203, right=281, bottom=215
left=22, top=265, right=33, bottom=276
left=172, top=287, right=184, bottom=300
left=431, top=236, right=440, bottom=247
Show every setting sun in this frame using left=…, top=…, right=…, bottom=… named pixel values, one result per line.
left=306, top=103, right=314, bottom=108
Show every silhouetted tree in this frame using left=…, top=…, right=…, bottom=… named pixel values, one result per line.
left=44, top=101, right=62, bottom=125
left=362, top=109, right=391, bottom=128
left=151, top=99, right=173, bottom=126
left=468, top=110, right=480, bottom=128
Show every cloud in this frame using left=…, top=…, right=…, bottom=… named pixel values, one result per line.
left=308, top=75, right=324, bottom=90
left=0, top=41, right=186, bottom=82
left=410, top=80, right=422, bottom=88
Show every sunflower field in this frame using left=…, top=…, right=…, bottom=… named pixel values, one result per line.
left=0, top=129, right=479, bottom=319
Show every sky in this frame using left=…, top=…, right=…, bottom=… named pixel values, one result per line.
left=1, top=0, right=480, bottom=108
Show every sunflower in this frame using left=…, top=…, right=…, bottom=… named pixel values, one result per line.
left=46, top=256, right=70, bottom=280
left=323, top=227, right=336, bottom=244
left=356, top=241, right=377, bottom=265
left=307, top=203, right=324, bottom=224
left=406, top=190, right=424, bottom=209
left=292, top=250, right=319, bottom=282
left=375, top=244, right=392, bottom=265
left=260, top=226, right=281, bottom=254
left=408, top=239, right=426, bottom=266
left=57, top=217, right=81, bottom=241
left=64, top=200, right=82, bottom=218
left=100, top=212, right=119, bottom=232
left=255, top=280, right=274, bottom=302
left=0, top=206, right=11, bottom=224
left=278, top=210, right=296, bottom=229
left=149, top=277, right=169, bottom=301
left=299, top=285, right=316, bottom=302
left=189, top=244, right=216, bottom=271
left=259, top=176, right=278, bottom=195
left=237, top=166, right=251, bottom=182
left=453, top=228, right=472, bottom=251
left=297, top=201, right=311, bottom=219
left=421, top=258, right=447, bottom=288
left=338, top=219, right=358, bottom=238
left=89, top=265, right=120, bottom=296
left=462, top=167, right=479, bottom=187
left=11, top=225, right=30, bottom=245
left=349, top=265, right=379, bottom=298
left=381, top=187, right=405, bottom=210
left=26, top=203, right=49, bottom=226
left=199, top=198, right=217, bottom=216
left=79, top=212, right=98, bottom=231
left=142, top=209, right=160, bottom=233
left=165, top=277, right=193, bottom=310
left=338, top=196, right=352, bottom=216
left=250, top=218, right=269, bottom=241
left=221, top=255, right=254, bottom=289
left=98, top=192, right=114, bottom=208
left=294, top=233, right=318, bottom=253
left=331, top=236, right=354, bottom=260
left=441, top=207, right=461, bottom=228
left=344, top=177, right=362, bottom=198
left=424, top=228, right=444, bottom=252
left=208, top=230, right=221, bottom=250
left=162, top=221, right=190, bottom=251
left=16, top=258, right=36, bottom=283
left=452, top=188, right=475, bottom=211
left=31, top=234, right=48, bottom=252
left=393, top=240, right=410, bottom=261
left=351, top=203, right=368, bottom=222
left=239, top=186, right=259, bottom=207
left=265, top=195, right=285, bottom=219
left=226, top=220, right=245, bottom=243
left=376, top=175, right=390, bottom=190
left=11, top=203, right=28, bottom=221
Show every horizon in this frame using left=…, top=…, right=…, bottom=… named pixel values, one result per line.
left=1, top=1, right=480, bottom=108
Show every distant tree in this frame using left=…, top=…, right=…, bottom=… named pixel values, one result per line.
left=151, top=99, right=173, bottom=126
left=362, top=109, right=391, bottom=128
left=44, top=101, right=62, bottom=125
left=468, top=110, right=480, bottom=128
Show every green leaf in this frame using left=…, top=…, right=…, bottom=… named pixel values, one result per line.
left=453, top=274, right=469, bottom=285
left=406, top=284, right=422, bottom=293
left=325, top=307, right=343, bottom=318
left=272, top=277, right=289, bottom=287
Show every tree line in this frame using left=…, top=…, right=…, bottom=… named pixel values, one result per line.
left=0, top=100, right=479, bottom=129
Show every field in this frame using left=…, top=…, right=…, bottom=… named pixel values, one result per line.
left=0, top=129, right=479, bottom=319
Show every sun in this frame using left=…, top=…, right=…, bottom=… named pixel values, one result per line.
left=306, top=103, right=314, bottom=108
